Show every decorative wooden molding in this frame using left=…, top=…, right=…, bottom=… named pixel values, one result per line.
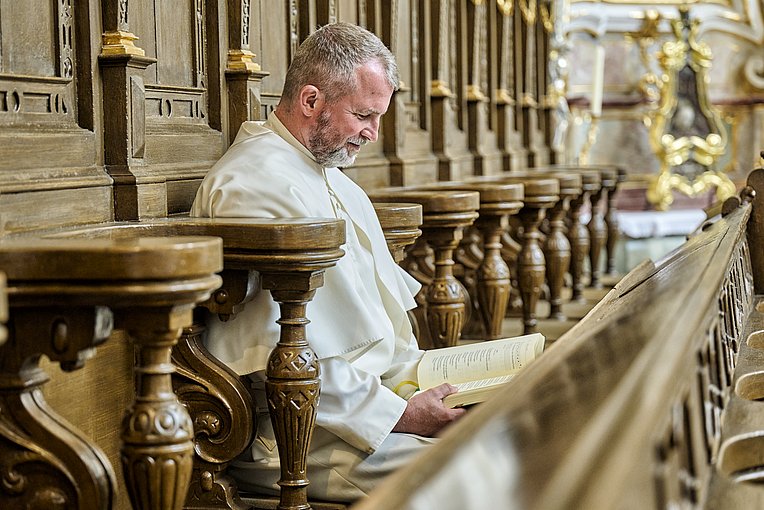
left=101, top=30, right=146, bottom=57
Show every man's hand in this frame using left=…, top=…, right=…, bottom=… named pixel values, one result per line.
left=392, top=383, right=466, bottom=437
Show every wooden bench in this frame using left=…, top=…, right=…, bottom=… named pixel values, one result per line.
left=0, top=218, right=349, bottom=510
left=352, top=168, right=764, bottom=509
left=0, top=234, right=224, bottom=510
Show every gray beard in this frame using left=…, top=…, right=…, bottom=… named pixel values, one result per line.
left=315, top=146, right=357, bottom=168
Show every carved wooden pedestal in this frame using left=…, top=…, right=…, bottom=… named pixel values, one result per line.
left=370, top=190, right=479, bottom=348
left=373, top=203, right=424, bottom=264
left=0, top=237, right=222, bottom=510
left=488, top=177, right=559, bottom=334
left=605, top=167, right=625, bottom=276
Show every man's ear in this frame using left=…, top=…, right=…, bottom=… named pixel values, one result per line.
left=298, top=85, right=323, bottom=118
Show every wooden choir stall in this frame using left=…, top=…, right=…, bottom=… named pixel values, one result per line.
left=3, top=2, right=761, bottom=510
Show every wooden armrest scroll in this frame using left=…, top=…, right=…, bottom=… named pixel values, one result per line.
left=0, top=236, right=222, bottom=510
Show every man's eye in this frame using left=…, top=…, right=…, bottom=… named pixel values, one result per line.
left=356, top=113, right=370, bottom=120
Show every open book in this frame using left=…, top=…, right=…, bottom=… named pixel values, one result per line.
left=417, top=333, right=545, bottom=408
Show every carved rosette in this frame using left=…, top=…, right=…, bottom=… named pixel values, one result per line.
left=587, top=189, right=607, bottom=289
left=517, top=208, right=546, bottom=334
left=568, top=194, right=590, bottom=303
left=543, top=201, right=571, bottom=320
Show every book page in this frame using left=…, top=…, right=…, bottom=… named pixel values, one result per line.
left=417, top=333, right=544, bottom=391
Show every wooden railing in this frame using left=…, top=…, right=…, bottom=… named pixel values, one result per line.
left=353, top=169, right=764, bottom=510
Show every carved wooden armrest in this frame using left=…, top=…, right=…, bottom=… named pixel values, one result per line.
left=0, top=236, right=222, bottom=510
left=145, top=218, right=345, bottom=510
left=372, top=203, right=424, bottom=263
left=410, top=181, right=525, bottom=340
left=467, top=175, right=560, bottom=334
left=369, top=190, right=479, bottom=348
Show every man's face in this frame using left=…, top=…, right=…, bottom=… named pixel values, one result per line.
left=308, top=61, right=394, bottom=168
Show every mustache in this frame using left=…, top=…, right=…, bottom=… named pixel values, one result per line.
left=347, top=137, right=369, bottom=146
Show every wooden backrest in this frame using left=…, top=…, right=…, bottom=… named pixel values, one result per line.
left=353, top=169, right=764, bottom=510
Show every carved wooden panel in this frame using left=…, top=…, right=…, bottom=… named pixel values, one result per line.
left=0, top=0, right=111, bottom=232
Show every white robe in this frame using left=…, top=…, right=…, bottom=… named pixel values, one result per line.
left=190, top=114, right=433, bottom=501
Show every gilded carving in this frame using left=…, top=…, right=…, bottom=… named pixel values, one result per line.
left=101, top=30, right=146, bottom=57
left=645, top=8, right=734, bottom=210
left=497, top=0, right=513, bottom=16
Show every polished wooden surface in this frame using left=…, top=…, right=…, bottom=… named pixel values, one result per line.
left=353, top=171, right=761, bottom=510
left=0, top=236, right=223, bottom=510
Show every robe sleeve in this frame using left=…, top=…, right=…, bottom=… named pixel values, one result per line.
left=316, top=356, right=409, bottom=454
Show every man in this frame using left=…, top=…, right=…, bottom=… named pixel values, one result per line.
left=191, top=22, right=465, bottom=502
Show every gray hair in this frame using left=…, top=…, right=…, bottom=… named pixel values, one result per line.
left=281, top=22, right=399, bottom=107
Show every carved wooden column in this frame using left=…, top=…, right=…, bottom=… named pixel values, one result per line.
left=564, top=169, right=601, bottom=302
left=226, top=0, right=270, bottom=140
left=514, top=0, right=549, bottom=167
left=494, top=0, right=527, bottom=171
left=429, top=0, right=474, bottom=181
left=587, top=168, right=616, bottom=289
left=605, top=167, right=626, bottom=276
left=254, top=228, right=345, bottom=510
left=371, top=190, right=479, bottom=348
left=374, top=203, right=425, bottom=340
left=489, top=176, right=559, bottom=333
left=466, top=0, right=503, bottom=176
left=99, top=0, right=158, bottom=220
left=414, top=182, right=525, bottom=339
left=525, top=172, right=583, bottom=320
left=0, top=236, right=222, bottom=510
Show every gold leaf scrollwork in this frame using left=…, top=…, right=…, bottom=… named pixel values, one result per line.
left=519, top=0, right=537, bottom=24
left=540, top=2, right=554, bottom=33
left=497, top=0, right=513, bottom=16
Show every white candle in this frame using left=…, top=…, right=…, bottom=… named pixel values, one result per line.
left=591, top=44, right=605, bottom=117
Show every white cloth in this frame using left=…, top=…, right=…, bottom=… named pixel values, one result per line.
left=190, top=114, right=428, bottom=501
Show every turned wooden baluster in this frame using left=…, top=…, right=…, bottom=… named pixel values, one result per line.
left=413, top=182, right=525, bottom=340
left=587, top=169, right=615, bottom=289
left=605, top=167, right=625, bottom=276
left=485, top=177, right=559, bottom=334
left=371, top=190, right=479, bottom=348
left=527, top=172, right=582, bottom=320
left=0, top=237, right=222, bottom=510
left=566, top=170, right=601, bottom=302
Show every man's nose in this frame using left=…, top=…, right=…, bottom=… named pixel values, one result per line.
left=361, top=118, right=380, bottom=143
